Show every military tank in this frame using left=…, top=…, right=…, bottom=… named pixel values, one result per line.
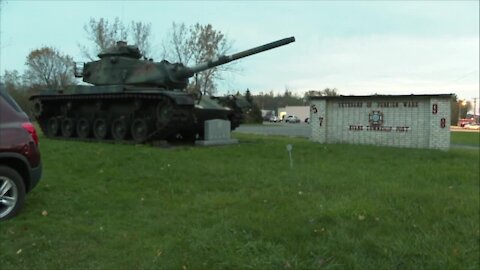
left=30, top=36, right=295, bottom=143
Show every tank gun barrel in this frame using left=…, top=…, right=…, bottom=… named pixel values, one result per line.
left=182, top=36, right=295, bottom=77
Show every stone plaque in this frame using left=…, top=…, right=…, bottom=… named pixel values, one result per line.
left=205, top=119, right=231, bottom=140
left=196, top=119, right=238, bottom=146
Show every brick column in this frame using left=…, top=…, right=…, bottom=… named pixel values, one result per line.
left=310, top=99, right=327, bottom=143
left=429, top=97, right=451, bottom=150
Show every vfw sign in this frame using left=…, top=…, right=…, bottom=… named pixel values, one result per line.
left=309, top=95, right=451, bottom=150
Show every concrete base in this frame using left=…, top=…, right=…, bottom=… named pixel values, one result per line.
left=195, top=138, right=239, bottom=146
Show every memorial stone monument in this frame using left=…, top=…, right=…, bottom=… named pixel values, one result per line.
left=195, top=119, right=239, bottom=146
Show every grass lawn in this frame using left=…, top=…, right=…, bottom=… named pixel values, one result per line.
left=451, top=131, right=480, bottom=147
left=1, top=133, right=479, bottom=269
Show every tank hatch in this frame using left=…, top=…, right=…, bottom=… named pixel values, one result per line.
left=98, top=41, right=142, bottom=59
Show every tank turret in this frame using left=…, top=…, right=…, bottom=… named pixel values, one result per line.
left=80, top=37, right=295, bottom=90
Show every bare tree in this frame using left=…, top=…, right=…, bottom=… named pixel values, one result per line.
left=24, top=47, right=76, bottom=89
left=79, top=18, right=127, bottom=60
left=80, top=17, right=152, bottom=60
left=130, top=21, right=152, bottom=58
left=161, top=22, right=193, bottom=63
left=162, top=22, right=233, bottom=95
left=321, top=88, right=339, bottom=96
left=2, top=70, right=24, bottom=91
left=305, top=88, right=339, bottom=97
left=1, top=70, right=34, bottom=115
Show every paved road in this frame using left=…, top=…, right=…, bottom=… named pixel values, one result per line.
left=234, top=122, right=311, bottom=138
left=450, top=126, right=480, bottom=133
left=234, top=124, right=479, bottom=150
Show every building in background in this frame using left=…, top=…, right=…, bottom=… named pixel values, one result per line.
left=278, top=106, right=309, bottom=122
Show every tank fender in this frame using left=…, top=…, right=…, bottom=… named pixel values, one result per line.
left=153, top=92, right=195, bottom=106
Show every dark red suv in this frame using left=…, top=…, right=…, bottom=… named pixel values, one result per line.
left=0, top=86, right=42, bottom=220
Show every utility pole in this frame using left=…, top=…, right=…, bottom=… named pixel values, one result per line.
left=458, top=99, right=467, bottom=125
left=474, top=98, right=478, bottom=123
left=458, top=101, right=461, bottom=123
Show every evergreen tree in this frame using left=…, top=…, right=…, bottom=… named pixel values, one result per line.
left=244, top=89, right=262, bottom=123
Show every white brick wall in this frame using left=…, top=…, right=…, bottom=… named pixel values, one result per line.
left=428, top=98, right=451, bottom=150
left=309, top=95, right=451, bottom=150
left=310, top=99, right=327, bottom=143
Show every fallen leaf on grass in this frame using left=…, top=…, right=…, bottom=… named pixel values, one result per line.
left=41, top=210, right=48, bottom=216
left=16, top=249, right=22, bottom=255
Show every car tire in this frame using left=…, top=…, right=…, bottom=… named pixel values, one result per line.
left=0, top=166, right=26, bottom=221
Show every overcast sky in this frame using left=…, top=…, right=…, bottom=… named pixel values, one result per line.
left=0, top=1, right=478, bottom=104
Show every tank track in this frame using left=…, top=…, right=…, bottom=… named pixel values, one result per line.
left=31, top=92, right=198, bottom=144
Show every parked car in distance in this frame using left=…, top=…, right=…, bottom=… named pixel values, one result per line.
left=458, top=119, right=475, bottom=127
left=0, top=86, right=42, bottom=220
left=269, top=115, right=280, bottom=122
left=464, top=123, right=480, bottom=130
left=285, top=115, right=300, bottom=123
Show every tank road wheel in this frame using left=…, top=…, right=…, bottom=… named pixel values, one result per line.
left=46, top=117, right=60, bottom=137
left=76, top=118, right=91, bottom=139
left=111, top=117, right=129, bottom=141
left=131, top=118, right=151, bottom=143
left=61, top=118, right=76, bottom=138
left=93, top=118, right=109, bottom=140
left=156, top=99, right=174, bottom=128
left=32, top=99, right=43, bottom=118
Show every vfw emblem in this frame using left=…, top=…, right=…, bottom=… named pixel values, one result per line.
left=369, top=111, right=384, bottom=126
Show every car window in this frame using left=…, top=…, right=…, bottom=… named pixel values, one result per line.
left=0, top=87, right=23, bottom=113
